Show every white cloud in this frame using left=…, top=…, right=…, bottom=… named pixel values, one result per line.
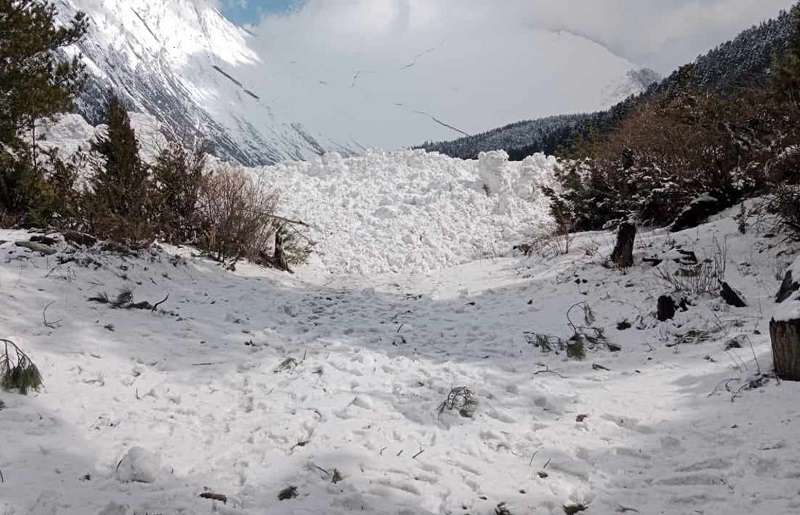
left=528, top=0, right=796, bottom=72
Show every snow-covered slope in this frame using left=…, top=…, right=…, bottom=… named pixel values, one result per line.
left=2, top=203, right=799, bottom=515
left=56, top=0, right=346, bottom=166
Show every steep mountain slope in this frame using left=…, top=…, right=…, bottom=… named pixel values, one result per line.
left=241, top=7, right=654, bottom=151
left=422, top=5, right=799, bottom=160
left=52, top=0, right=657, bottom=162
left=55, top=0, right=346, bottom=165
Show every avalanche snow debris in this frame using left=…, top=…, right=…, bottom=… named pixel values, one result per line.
left=254, top=149, right=559, bottom=275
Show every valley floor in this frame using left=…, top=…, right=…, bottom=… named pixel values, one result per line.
left=1, top=208, right=799, bottom=514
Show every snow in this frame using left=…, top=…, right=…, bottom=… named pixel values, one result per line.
left=253, top=149, right=559, bottom=275
left=38, top=113, right=166, bottom=164
left=1, top=198, right=799, bottom=514
left=774, top=301, right=800, bottom=322
left=114, top=447, right=163, bottom=484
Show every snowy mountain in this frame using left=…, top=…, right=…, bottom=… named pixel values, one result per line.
left=52, top=0, right=652, bottom=163
left=422, top=4, right=798, bottom=161
left=55, top=0, right=349, bottom=166
left=240, top=10, right=654, bottom=151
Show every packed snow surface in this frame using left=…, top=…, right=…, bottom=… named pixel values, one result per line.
left=255, top=149, right=559, bottom=275
left=1, top=205, right=799, bottom=514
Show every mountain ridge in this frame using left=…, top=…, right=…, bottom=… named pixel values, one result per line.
left=421, top=4, right=799, bottom=160
left=56, top=0, right=348, bottom=165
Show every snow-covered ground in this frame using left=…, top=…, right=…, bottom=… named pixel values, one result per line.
left=2, top=196, right=799, bottom=514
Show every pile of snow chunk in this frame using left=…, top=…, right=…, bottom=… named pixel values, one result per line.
left=253, top=149, right=559, bottom=275
left=114, top=447, right=163, bottom=483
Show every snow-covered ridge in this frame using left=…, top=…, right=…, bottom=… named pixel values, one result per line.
left=252, top=149, right=559, bottom=275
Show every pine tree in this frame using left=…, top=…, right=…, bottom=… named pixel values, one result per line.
left=151, top=141, right=206, bottom=242
left=89, top=93, right=151, bottom=241
left=771, top=8, right=800, bottom=107
left=0, top=0, right=87, bottom=218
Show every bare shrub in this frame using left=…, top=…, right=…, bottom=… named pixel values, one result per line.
left=196, top=166, right=279, bottom=263
left=768, top=184, right=800, bottom=240
left=655, top=237, right=728, bottom=295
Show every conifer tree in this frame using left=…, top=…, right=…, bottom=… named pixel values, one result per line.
left=0, top=0, right=87, bottom=217
left=89, top=93, right=151, bottom=240
left=772, top=8, right=800, bottom=107
left=151, top=141, right=206, bottom=242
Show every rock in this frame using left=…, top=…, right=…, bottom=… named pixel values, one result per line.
left=97, top=502, right=130, bottom=515
left=15, top=241, right=57, bottom=255
left=670, top=194, right=725, bottom=232
left=674, top=249, right=698, bottom=265
left=776, top=267, right=799, bottom=304
left=721, top=282, right=748, bottom=308
left=724, top=337, right=744, bottom=351
left=63, top=230, right=97, bottom=247
left=278, top=486, right=299, bottom=500
left=657, top=295, right=677, bottom=322
left=29, top=235, right=58, bottom=246
left=115, top=447, right=162, bottom=483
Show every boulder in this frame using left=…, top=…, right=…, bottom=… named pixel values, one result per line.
left=776, top=258, right=800, bottom=303
left=670, top=194, right=725, bottom=232
left=721, top=282, right=748, bottom=308
left=15, top=241, right=57, bottom=255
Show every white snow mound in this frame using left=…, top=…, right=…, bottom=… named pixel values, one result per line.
left=115, top=447, right=162, bottom=483
left=254, top=149, right=558, bottom=275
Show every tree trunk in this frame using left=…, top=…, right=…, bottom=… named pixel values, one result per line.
left=770, top=317, right=800, bottom=381
left=611, top=222, right=636, bottom=268
left=273, top=229, right=291, bottom=273
left=657, top=295, right=676, bottom=322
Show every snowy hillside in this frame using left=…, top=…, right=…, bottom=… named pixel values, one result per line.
left=55, top=0, right=348, bottom=166
left=1, top=201, right=799, bottom=514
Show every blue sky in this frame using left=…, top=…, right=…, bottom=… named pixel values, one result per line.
left=219, top=0, right=303, bottom=25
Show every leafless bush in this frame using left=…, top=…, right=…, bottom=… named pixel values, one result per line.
left=768, top=184, right=800, bottom=240
left=196, top=166, right=280, bottom=264
left=655, top=237, right=728, bottom=296
left=519, top=226, right=574, bottom=259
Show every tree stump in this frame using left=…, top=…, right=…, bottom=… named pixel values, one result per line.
left=657, top=295, right=677, bottom=322
left=611, top=222, right=636, bottom=268
left=273, top=229, right=291, bottom=273
left=770, top=317, right=800, bottom=381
